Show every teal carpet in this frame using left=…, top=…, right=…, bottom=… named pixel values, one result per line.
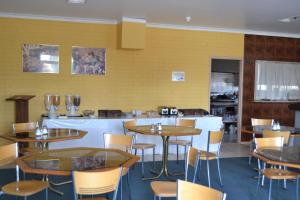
left=0, top=157, right=299, bottom=200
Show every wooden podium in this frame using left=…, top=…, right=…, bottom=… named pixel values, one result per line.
left=6, top=95, right=35, bottom=123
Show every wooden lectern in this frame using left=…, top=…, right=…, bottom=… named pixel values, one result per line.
left=6, top=95, right=35, bottom=123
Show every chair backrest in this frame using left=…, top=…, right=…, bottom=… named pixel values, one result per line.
left=0, top=140, right=17, bottom=167
left=103, top=133, right=133, bottom=152
left=72, top=167, right=122, bottom=200
left=185, top=146, right=199, bottom=181
left=206, top=130, right=224, bottom=153
left=254, top=137, right=284, bottom=149
left=251, top=118, right=273, bottom=126
left=177, top=180, right=226, bottom=200
left=263, top=130, right=290, bottom=145
left=176, top=119, right=196, bottom=128
left=122, top=120, right=137, bottom=135
left=13, top=122, right=37, bottom=135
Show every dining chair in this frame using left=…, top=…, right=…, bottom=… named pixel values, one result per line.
left=198, top=130, right=224, bottom=188
left=103, top=133, right=133, bottom=200
left=151, top=146, right=199, bottom=200
left=169, top=119, right=196, bottom=163
left=72, top=167, right=122, bottom=200
left=254, top=137, right=299, bottom=200
left=249, top=118, right=273, bottom=164
left=177, top=179, right=226, bottom=200
left=123, top=120, right=156, bottom=177
left=0, top=140, right=49, bottom=200
left=262, top=130, right=290, bottom=145
left=12, top=122, right=41, bottom=155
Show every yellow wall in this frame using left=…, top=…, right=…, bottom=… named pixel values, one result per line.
left=0, top=17, right=244, bottom=134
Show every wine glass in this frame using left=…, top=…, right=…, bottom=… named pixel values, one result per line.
left=44, top=94, right=52, bottom=112
left=73, top=95, right=80, bottom=111
left=65, top=94, right=73, bottom=112
left=52, top=95, right=60, bottom=111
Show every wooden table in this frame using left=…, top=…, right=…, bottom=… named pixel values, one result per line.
left=241, top=125, right=298, bottom=142
left=0, top=128, right=87, bottom=151
left=16, top=147, right=139, bottom=195
left=127, top=125, right=201, bottom=180
left=17, top=147, right=139, bottom=176
left=252, top=147, right=300, bottom=169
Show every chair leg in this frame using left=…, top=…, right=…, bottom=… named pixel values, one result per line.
left=207, top=160, right=211, bottom=188
left=142, top=149, right=145, bottom=178
left=153, top=147, right=156, bottom=169
left=248, top=141, right=253, bottom=165
left=296, top=178, right=299, bottom=200
left=120, top=176, right=123, bottom=200
left=268, top=179, right=272, bottom=200
left=127, top=173, right=131, bottom=200
left=184, top=146, right=187, bottom=164
left=198, top=159, right=202, bottom=180
left=45, top=188, right=48, bottom=200
left=217, top=158, right=223, bottom=186
left=176, top=144, right=179, bottom=164
left=153, top=195, right=156, bottom=200
left=24, top=196, right=27, bottom=200
left=262, top=162, right=266, bottom=186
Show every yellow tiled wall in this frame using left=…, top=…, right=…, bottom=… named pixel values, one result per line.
left=0, top=17, right=244, bottom=134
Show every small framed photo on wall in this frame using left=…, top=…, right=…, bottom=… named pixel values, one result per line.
left=172, top=71, right=185, bottom=81
left=72, top=47, right=106, bottom=75
left=22, top=44, right=59, bottom=73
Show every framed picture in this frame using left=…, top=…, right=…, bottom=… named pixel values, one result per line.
left=72, top=47, right=106, bottom=75
left=172, top=71, right=185, bottom=81
left=22, top=44, right=59, bottom=73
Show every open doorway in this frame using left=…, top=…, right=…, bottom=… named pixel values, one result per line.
left=210, top=58, right=242, bottom=143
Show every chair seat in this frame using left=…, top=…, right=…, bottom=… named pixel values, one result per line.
left=19, top=147, right=41, bottom=155
left=2, top=180, right=49, bottom=197
left=262, top=168, right=299, bottom=180
left=151, top=181, right=177, bottom=197
left=199, top=151, right=217, bottom=160
left=133, top=143, right=155, bottom=149
left=169, top=139, right=191, bottom=146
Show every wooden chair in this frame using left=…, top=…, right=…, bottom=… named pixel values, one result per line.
left=0, top=139, right=49, bottom=200
left=263, top=130, right=290, bottom=145
left=103, top=134, right=133, bottom=200
left=72, top=167, right=122, bottom=200
left=151, top=146, right=199, bottom=199
left=249, top=118, right=273, bottom=164
left=254, top=137, right=299, bottom=200
left=169, top=119, right=196, bottom=163
left=123, top=120, right=156, bottom=177
left=198, top=130, right=224, bottom=188
left=12, top=122, right=41, bottom=154
left=177, top=180, right=226, bottom=200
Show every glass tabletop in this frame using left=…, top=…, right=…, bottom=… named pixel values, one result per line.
left=256, top=147, right=300, bottom=165
left=243, top=125, right=295, bottom=134
left=26, top=128, right=81, bottom=139
left=21, top=148, right=132, bottom=171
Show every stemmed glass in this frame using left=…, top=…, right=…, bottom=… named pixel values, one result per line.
left=73, top=95, right=80, bottom=112
left=44, top=94, right=52, bottom=112
left=65, top=95, right=73, bottom=112
left=52, top=95, right=60, bottom=111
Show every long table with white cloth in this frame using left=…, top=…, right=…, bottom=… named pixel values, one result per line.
left=43, top=116, right=223, bottom=155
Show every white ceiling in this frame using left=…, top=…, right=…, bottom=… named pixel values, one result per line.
left=0, top=0, right=300, bottom=37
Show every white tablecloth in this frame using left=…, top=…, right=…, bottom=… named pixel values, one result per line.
left=43, top=116, right=223, bottom=155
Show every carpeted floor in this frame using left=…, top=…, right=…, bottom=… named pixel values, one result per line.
left=0, top=157, right=299, bottom=200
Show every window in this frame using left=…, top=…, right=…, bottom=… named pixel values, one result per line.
left=254, top=60, right=300, bottom=101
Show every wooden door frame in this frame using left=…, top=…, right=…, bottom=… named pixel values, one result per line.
left=209, top=57, right=244, bottom=143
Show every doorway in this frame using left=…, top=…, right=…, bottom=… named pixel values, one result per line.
left=210, top=58, right=242, bottom=143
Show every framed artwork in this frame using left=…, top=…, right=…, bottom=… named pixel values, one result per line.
left=172, top=71, right=185, bottom=81
left=72, top=47, right=106, bottom=75
left=22, top=44, right=59, bottom=73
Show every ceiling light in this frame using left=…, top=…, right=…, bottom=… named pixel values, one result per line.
left=67, top=0, right=87, bottom=4
left=279, top=16, right=300, bottom=23
left=185, top=16, right=191, bottom=22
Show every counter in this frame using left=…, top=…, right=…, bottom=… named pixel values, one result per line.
left=43, top=116, right=223, bottom=155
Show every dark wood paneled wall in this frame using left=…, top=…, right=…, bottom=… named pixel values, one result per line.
left=242, top=35, right=300, bottom=136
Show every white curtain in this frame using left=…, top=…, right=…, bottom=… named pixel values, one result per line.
left=255, top=60, right=300, bottom=101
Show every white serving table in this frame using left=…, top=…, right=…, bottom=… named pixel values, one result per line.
left=43, top=116, right=223, bottom=155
